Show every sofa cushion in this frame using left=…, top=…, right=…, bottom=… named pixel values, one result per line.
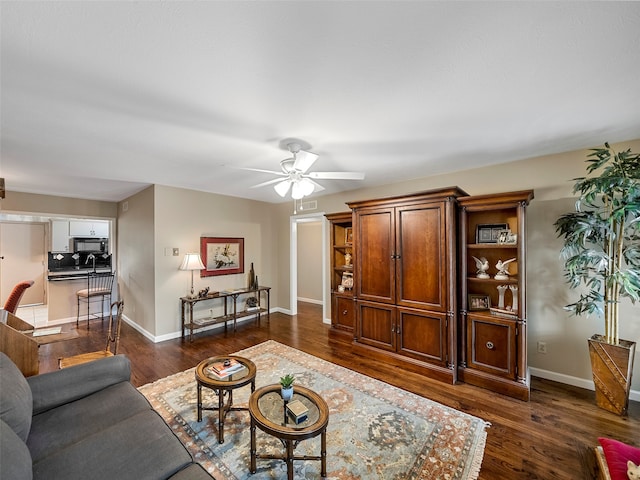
left=28, top=354, right=131, bottom=415
left=28, top=381, right=151, bottom=462
left=0, top=419, right=33, bottom=480
left=598, top=437, right=640, bottom=480
left=0, top=352, right=32, bottom=441
left=32, top=410, right=194, bottom=480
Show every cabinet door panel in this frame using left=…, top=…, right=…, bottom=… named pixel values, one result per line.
left=333, top=295, right=355, bottom=332
left=357, top=301, right=395, bottom=351
left=356, top=208, right=395, bottom=304
left=397, top=308, right=447, bottom=364
left=467, top=314, right=516, bottom=379
left=396, top=203, right=446, bottom=310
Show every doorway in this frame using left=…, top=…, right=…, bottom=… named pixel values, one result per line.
left=289, top=212, right=329, bottom=323
left=0, top=222, right=46, bottom=306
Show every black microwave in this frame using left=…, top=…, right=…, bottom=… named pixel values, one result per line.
left=73, top=237, right=108, bottom=253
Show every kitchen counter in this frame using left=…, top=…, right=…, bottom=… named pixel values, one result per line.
left=48, top=267, right=112, bottom=281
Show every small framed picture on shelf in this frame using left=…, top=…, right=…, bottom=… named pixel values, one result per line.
left=497, top=229, right=518, bottom=245
left=469, top=294, right=491, bottom=311
left=475, top=223, right=508, bottom=244
left=341, top=272, right=354, bottom=289
left=345, top=227, right=353, bottom=245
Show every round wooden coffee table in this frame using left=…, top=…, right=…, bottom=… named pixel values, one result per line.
left=248, top=384, right=329, bottom=479
left=195, top=355, right=256, bottom=444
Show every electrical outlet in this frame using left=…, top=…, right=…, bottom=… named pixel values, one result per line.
left=537, top=341, right=547, bottom=354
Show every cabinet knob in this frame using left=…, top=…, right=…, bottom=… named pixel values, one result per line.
left=342, top=310, right=348, bottom=316
left=486, top=341, right=495, bottom=350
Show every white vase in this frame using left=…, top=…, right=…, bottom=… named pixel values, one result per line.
left=281, top=386, right=293, bottom=401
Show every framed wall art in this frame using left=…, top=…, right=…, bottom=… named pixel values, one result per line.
left=475, top=223, right=508, bottom=244
left=200, top=237, right=244, bottom=277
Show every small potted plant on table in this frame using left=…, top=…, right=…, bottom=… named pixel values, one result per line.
left=554, top=142, right=639, bottom=415
left=280, top=374, right=295, bottom=401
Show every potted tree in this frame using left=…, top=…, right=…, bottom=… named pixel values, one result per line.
left=554, top=142, right=640, bottom=415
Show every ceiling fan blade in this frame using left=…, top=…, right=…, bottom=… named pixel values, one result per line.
left=308, top=179, right=325, bottom=192
left=238, top=167, right=286, bottom=176
left=293, top=150, right=318, bottom=173
left=307, top=171, right=365, bottom=180
left=274, top=179, right=292, bottom=197
left=250, top=178, right=286, bottom=189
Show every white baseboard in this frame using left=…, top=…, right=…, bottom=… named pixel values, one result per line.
left=124, top=310, right=274, bottom=343
left=530, top=367, right=640, bottom=402
left=297, top=297, right=323, bottom=305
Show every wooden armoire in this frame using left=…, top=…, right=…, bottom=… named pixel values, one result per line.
left=347, top=187, right=468, bottom=383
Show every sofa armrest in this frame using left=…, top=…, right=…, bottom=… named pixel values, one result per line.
left=27, top=354, right=131, bottom=415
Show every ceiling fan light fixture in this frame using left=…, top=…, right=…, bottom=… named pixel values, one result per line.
left=274, top=180, right=291, bottom=197
left=291, top=178, right=315, bottom=199
left=298, top=178, right=315, bottom=196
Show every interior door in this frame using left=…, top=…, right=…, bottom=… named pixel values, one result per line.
left=0, top=222, right=46, bottom=306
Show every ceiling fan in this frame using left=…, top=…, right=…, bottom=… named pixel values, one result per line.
left=246, top=142, right=365, bottom=199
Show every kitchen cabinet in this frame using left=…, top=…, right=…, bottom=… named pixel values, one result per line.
left=51, top=221, right=70, bottom=252
left=348, top=187, right=467, bottom=384
left=69, top=220, right=109, bottom=237
left=325, top=212, right=355, bottom=336
left=457, top=190, right=534, bottom=400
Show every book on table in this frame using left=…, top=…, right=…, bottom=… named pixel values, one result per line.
left=206, top=359, right=244, bottom=379
left=286, top=399, right=308, bottom=424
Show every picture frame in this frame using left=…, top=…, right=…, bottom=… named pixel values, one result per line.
left=200, top=237, right=244, bottom=277
left=497, top=229, right=518, bottom=245
left=475, top=223, right=508, bottom=244
left=341, top=271, right=354, bottom=289
left=468, top=294, right=491, bottom=311
left=345, top=227, right=353, bottom=245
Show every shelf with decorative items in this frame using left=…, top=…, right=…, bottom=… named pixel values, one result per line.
left=325, top=211, right=355, bottom=336
left=458, top=190, right=534, bottom=401
left=180, top=286, right=271, bottom=342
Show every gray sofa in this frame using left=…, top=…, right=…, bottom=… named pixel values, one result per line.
left=0, top=352, right=213, bottom=480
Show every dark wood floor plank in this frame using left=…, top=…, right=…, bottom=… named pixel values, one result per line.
left=36, top=303, right=639, bottom=480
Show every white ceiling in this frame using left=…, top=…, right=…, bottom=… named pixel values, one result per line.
left=2, top=2, right=639, bottom=204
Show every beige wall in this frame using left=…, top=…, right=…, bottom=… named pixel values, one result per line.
left=151, top=185, right=277, bottom=338
left=274, top=139, right=640, bottom=392
left=1, top=191, right=117, bottom=218
left=297, top=221, right=323, bottom=303
left=117, top=186, right=156, bottom=335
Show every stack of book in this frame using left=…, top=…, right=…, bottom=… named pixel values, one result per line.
left=286, top=399, right=308, bottom=424
left=206, top=359, right=244, bottom=379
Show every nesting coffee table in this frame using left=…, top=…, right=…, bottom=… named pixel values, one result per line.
left=248, top=384, right=329, bottom=479
left=195, top=355, right=256, bottom=444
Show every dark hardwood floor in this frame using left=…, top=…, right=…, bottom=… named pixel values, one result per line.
left=38, top=303, right=638, bottom=479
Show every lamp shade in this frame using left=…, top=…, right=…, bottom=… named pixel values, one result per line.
left=179, top=253, right=205, bottom=271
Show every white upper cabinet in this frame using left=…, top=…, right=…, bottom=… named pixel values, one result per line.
left=68, top=220, right=109, bottom=237
left=51, top=220, right=70, bottom=252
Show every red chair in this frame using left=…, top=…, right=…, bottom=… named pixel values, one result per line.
left=3, top=281, right=35, bottom=314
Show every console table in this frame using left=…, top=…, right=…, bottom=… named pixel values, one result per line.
left=180, top=286, right=271, bottom=341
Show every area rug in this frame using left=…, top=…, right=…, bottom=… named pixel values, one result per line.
left=139, top=340, right=488, bottom=479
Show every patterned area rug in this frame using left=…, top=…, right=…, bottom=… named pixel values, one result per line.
left=139, top=341, right=487, bottom=479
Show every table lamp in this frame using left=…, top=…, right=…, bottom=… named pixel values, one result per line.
left=179, top=253, right=205, bottom=298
